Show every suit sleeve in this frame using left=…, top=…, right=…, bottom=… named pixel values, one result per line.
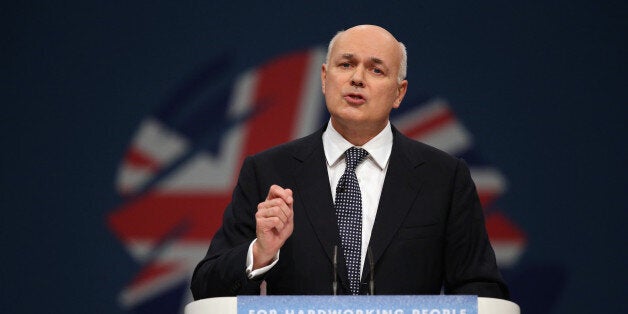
left=443, top=159, right=510, bottom=299
left=190, top=156, right=265, bottom=299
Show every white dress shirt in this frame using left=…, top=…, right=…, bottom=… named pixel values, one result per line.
left=246, top=120, right=393, bottom=279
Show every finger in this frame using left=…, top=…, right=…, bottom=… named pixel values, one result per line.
left=257, top=201, right=290, bottom=223
left=283, top=188, right=294, bottom=207
left=270, top=198, right=291, bottom=220
left=266, top=184, right=283, bottom=201
left=258, top=188, right=294, bottom=216
left=257, top=216, right=286, bottom=232
left=267, top=185, right=294, bottom=206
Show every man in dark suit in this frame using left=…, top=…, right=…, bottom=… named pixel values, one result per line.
left=191, top=25, right=508, bottom=299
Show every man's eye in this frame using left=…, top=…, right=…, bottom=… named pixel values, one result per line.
left=340, top=62, right=351, bottom=68
left=373, top=68, right=384, bottom=74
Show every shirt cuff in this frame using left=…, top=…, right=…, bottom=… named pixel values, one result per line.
left=245, top=239, right=280, bottom=279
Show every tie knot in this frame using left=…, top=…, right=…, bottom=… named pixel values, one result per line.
left=345, top=147, right=369, bottom=170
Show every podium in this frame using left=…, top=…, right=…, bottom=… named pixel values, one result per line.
left=185, top=296, right=519, bottom=314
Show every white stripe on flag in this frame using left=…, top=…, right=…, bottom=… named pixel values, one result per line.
left=156, top=70, right=258, bottom=191
left=293, top=47, right=326, bottom=139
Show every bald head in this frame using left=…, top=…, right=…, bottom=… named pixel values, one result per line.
left=325, top=25, right=407, bottom=83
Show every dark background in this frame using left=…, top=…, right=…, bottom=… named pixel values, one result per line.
left=3, top=1, right=626, bottom=313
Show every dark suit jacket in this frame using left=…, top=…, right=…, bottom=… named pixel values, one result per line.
left=191, top=125, right=508, bottom=299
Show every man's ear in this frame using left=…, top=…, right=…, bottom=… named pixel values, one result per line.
left=393, top=80, right=408, bottom=109
left=321, top=64, right=327, bottom=94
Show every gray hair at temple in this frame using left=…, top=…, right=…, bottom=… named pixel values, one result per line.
left=325, top=30, right=408, bottom=83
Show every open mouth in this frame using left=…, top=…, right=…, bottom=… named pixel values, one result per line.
left=344, top=93, right=366, bottom=104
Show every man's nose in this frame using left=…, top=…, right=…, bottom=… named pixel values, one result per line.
left=350, top=67, right=365, bottom=87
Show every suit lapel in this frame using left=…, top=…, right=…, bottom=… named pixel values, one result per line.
left=366, top=129, right=425, bottom=273
left=291, top=129, right=351, bottom=292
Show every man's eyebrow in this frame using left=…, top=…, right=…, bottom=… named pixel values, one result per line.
left=339, top=53, right=354, bottom=59
left=337, top=54, right=388, bottom=68
left=370, top=57, right=385, bottom=65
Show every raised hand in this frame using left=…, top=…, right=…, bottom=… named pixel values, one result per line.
left=253, top=184, right=294, bottom=269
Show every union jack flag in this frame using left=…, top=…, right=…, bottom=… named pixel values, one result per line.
left=107, top=47, right=526, bottom=313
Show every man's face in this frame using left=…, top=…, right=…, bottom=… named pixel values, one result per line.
left=322, top=26, right=408, bottom=134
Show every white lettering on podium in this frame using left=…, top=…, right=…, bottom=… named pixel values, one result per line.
left=279, top=310, right=406, bottom=314
left=411, top=310, right=467, bottom=314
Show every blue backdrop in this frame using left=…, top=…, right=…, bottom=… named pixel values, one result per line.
left=3, top=1, right=626, bottom=313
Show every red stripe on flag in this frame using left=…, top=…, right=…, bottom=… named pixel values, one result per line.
left=243, top=51, right=310, bottom=157
left=129, top=262, right=179, bottom=287
left=124, top=147, right=161, bottom=172
left=485, top=211, right=526, bottom=244
left=108, top=193, right=230, bottom=241
left=478, top=191, right=499, bottom=208
left=404, top=109, right=455, bottom=139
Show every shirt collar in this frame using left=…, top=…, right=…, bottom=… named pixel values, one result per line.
left=322, top=120, right=393, bottom=170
